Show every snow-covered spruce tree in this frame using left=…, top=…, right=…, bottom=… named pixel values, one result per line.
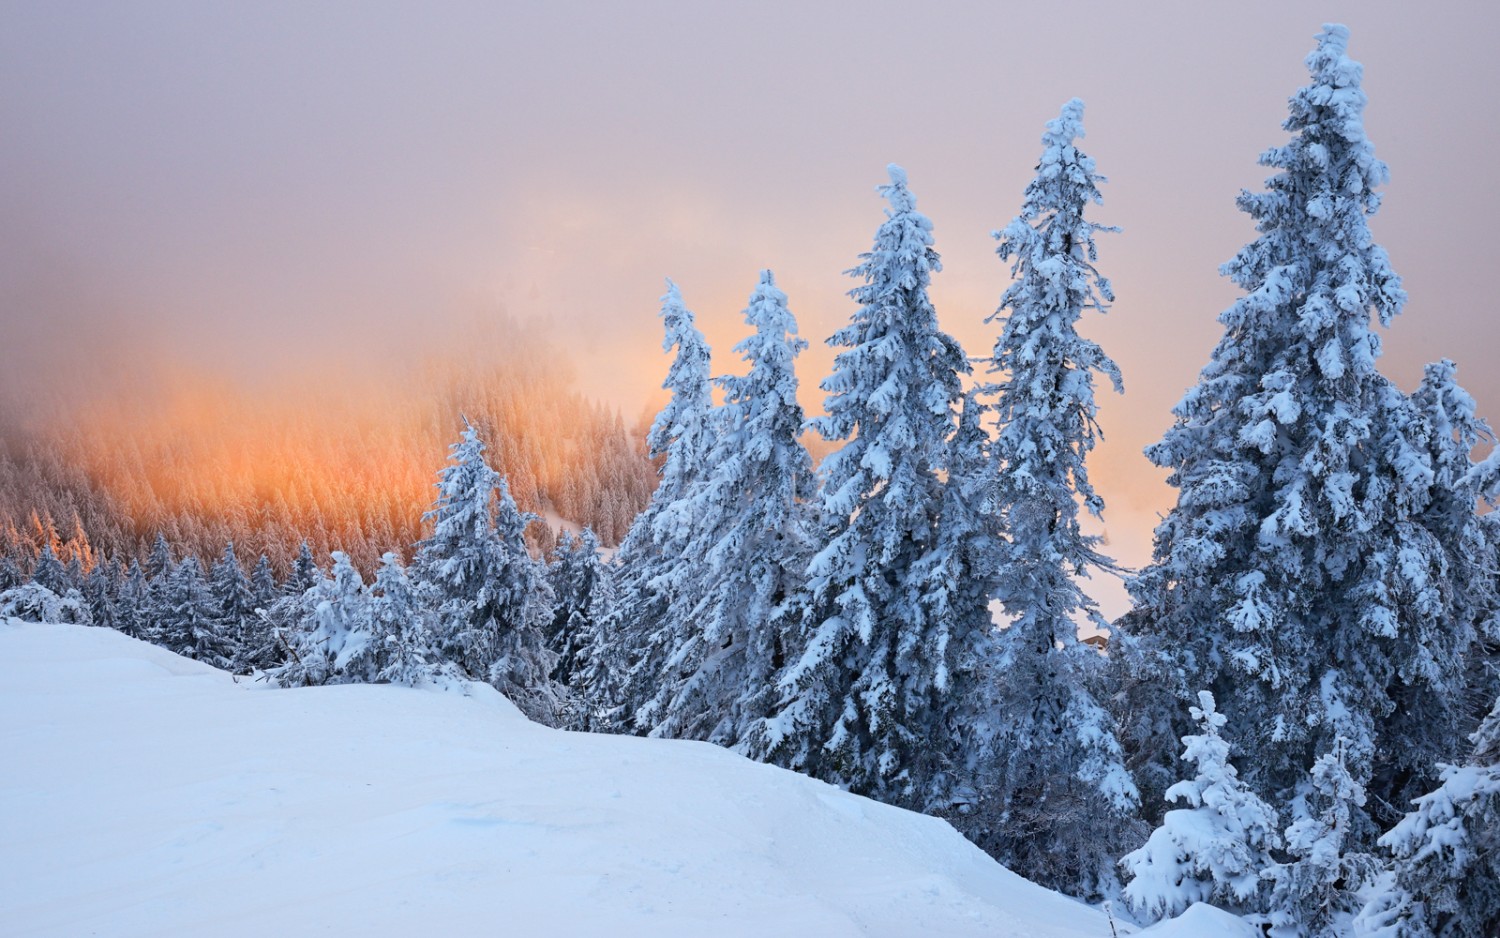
left=238, top=553, right=282, bottom=671
left=546, top=529, right=606, bottom=687
left=117, top=561, right=149, bottom=639
left=1377, top=360, right=1500, bottom=805
left=1356, top=695, right=1500, bottom=938
left=643, top=270, right=816, bottom=748
left=210, top=542, right=256, bottom=663
left=159, top=557, right=235, bottom=668
left=145, top=532, right=174, bottom=582
left=916, top=390, right=1004, bottom=806
left=0, top=556, right=20, bottom=593
left=959, top=98, right=1139, bottom=898
left=1267, top=735, right=1381, bottom=937
left=611, top=282, right=716, bottom=731
left=573, top=566, right=629, bottom=732
left=285, top=541, right=321, bottom=597
left=82, top=559, right=122, bottom=632
left=1119, top=25, right=1479, bottom=849
left=755, top=165, right=970, bottom=804
left=545, top=527, right=616, bottom=723
left=416, top=422, right=560, bottom=723
left=1123, top=692, right=1281, bottom=923
left=367, top=552, right=452, bottom=687
left=250, top=553, right=278, bottom=610
left=274, top=551, right=367, bottom=687
left=30, top=544, right=68, bottom=595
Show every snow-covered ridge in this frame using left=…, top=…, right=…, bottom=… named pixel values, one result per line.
left=1, top=621, right=1128, bottom=937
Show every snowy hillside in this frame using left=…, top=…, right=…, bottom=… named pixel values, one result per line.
left=0, top=620, right=1141, bottom=937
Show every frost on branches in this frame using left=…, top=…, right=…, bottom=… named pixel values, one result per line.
left=646, top=270, right=816, bottom=750
left=1357, top=696, right=1500, bottom=938
left=757, top=165, right=970, bottom=805
left=1119, top=27, right=1493, bottom=878
left=415, top=423, right=560, bottom=724
left=959, top=98, right=1139, bottom=900
left=1123, top=692, right=1280, bottom=923
left=545, top=528, right=617, bottom=730
left=611, top=281, right=717, bottom=732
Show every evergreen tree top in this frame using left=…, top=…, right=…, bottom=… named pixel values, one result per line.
left=647, top=280, right=713, bottom=465
left=815, top=164, right=968, bottom=471
left=987, top=98, right=1121, bottom=540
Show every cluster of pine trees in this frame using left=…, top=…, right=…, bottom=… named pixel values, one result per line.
left=3, top=25, right=1495, bottom=936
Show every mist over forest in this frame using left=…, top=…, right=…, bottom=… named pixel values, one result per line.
left=0, top=316, right=657, bottom=574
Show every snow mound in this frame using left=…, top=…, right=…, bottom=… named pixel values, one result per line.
left=0, top=621, right=1113, bottom=937
left=1139, top=902, right=1259, bottom=936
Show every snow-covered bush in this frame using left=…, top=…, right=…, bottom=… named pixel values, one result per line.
left=0, top=582, right=91, bottom=625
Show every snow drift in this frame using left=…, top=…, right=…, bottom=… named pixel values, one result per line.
left=0, top=621, right=1130, bottom=937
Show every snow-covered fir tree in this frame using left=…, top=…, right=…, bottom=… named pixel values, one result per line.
left=642, top=270, right=815, bottom=748
left=417, top=422, right=560, bottom=724
left=82, top=560, right=121, bottom=632
left=915, top=390, right=1003, bottom=807
left=1356, top=696, right=1500, bottom=938
left=961, top=98, right=1139, bottom=899
left=145, top=533, right=174, bottom=582
left=1267, top=735, right=1380, bottom=937
left=285, top=541, right=321, bottom=597
left=250, top=553, right=279, bottom=611
left=611, top=282, right=717, bottom=731
left=117, top=561, right=149, bottom=639
left=1118, top=26, right=1488, bottom=863
left=1123, top=692, right=1281, bottom=923
left=757, top=165, right=970, bottom=804
left=1375, top=360, right=1500, bottom=806
left=367, top=552, right=451, bottom=687
left=210, top=542, right=256, bottom=660
left=0, top=555, right=20, bottom=593
left=545, top=528, right=614, bottom=695
left=158, top=557, right=234, bottom=668
left=30, top=544, right=67, bottom=595
left=274, top=551, right=367, bottom=687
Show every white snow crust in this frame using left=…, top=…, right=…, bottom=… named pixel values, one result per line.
left=1, top=620, right=1122, bottom=937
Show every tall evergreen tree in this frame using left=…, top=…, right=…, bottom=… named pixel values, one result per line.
left=758, top=165, right=970, bottom=803
left=964, top=99, right=1138, bottom=898
left=145, top=533, right=174, bottom=582
left=0, top=556, right=21, bottom=593
left=645, top=270, right=815, bottom=748
left=1119, top=28, right=1481, bottom=877
left=611, top=282, right=716, bottom=730
left=915, top=390, right=1004, bottom=807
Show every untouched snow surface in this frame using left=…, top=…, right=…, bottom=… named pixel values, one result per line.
left=0, top=621, right=1131, bottom=937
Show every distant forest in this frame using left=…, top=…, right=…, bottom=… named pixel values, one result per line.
left=0, top=324, right=657, bottom=574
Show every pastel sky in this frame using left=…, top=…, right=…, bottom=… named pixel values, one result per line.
left=3, top=1, right=1496, bottom=615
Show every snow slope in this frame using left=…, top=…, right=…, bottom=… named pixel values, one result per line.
left=0, top=621, right=1128, bottom=937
